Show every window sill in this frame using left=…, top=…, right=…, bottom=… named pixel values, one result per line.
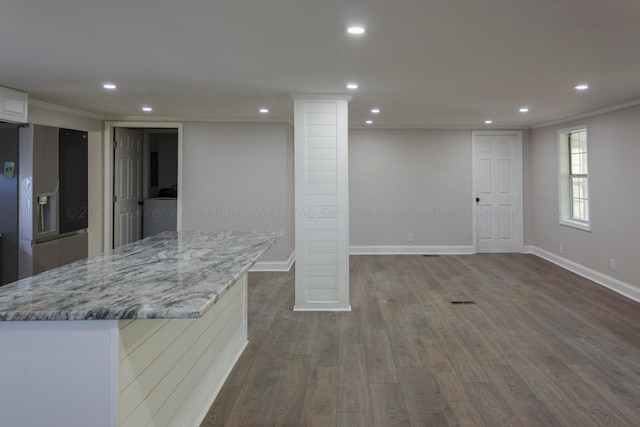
left=560, top=219, right=591, bottom=232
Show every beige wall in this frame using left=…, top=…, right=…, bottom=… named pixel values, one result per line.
left=181, top=122, right=294, bottom=263
left=526, top=104, right=640, bottom=288
left=349, top=129, right=473, bottom=247
left=285, top=124, right=295, bottom=258
left=25, top=105, right=296, bottom=264
left=521, top=129, right=534, bottom=246
left=31, top=98, right=638, bottom=293
left=28, top=104, right=103, bottom=133
left=28, top=103, right=104, bottom=257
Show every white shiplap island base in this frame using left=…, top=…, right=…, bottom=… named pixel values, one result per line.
left=0, top=231, right=280, bottom=427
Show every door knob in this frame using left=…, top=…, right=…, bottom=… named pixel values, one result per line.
left=475, top=197, right=480, bottom=202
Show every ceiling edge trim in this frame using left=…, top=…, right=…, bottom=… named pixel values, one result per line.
left=105, top=115, right=294, bottom=126
left=290, top=93, right=353, bottom=102
left=532, top=98, right=640, bottom=129
left=29, top=99, right=105, bottom=120
left=348, top=125, right=529, bottom=131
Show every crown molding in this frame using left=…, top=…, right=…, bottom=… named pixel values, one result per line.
left=348, top=125, right=528, bottom=131
left=104, top=114, right=294, bottom=126
left=28, top=99, right=105, bottom=120
left=289, top=93, right=353, bottom=102
left=532, top=98, right=640, bottom=129
left=31, top=96, right=640, bottom=131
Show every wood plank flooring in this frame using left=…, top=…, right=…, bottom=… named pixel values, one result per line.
left=200, top=254, right=640, bottom=426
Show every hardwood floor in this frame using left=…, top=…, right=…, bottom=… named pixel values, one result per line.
left=200, top=254, right=640, bottom=426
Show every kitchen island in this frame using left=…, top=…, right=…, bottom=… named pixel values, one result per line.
left=0, top=230, right=280, bottom=427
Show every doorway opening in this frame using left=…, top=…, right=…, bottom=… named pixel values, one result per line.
left=104, top=122, right=182, bottom=251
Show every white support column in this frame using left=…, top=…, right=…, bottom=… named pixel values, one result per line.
left=291, top=94, right=351, bottom=311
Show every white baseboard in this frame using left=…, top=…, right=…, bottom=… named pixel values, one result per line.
left=251, top=246, right=473, bottom=270
left=250, top=250, right=295, bottom=272
left=524, top=245, right=640, bottom=304
left=349, top=245, right=475, bottom=255
left=294, top=304, right=352, bottom=312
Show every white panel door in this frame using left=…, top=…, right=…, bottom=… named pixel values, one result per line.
left=114, top=128, right=142, bottom=248
left=474, top=132, right=523, bottom=253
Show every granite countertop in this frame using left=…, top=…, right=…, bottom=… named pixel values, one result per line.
left=0, top=231, right=280, bottom=321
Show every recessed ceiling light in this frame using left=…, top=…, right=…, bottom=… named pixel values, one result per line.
left=485, top=120, right=493, bottom=124
left=259, top=108, right=269, bottom=113
left=142, top=106, right=153, bottom=112
left=575, top=84, right=589, bottom=90
left=371, top=108, right=380, bottom=114
left=347, top=26, right=365, bottom=35
left=103, top=83, right=116, bottom=90
left=346, top=83, right=358, bottom=89
left=519, top=107, right=529, bottom=113
left=365, top=120, right=373, bottom=124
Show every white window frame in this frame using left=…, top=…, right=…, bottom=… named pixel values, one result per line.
left=558, top=124, right=591, bottom=231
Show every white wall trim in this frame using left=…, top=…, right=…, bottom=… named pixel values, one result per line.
left=289, top=93, right=353, bottom=102
left=349, top=245, right=475, bottom=255
left=29, top=99, right=105, bottom=120
left=293, top=305, right=352, bottom=312
left=349, top=124, right=528, bottom=131
left=533, top=97, right=640, bottom=129
left=104, top=115, right=294, bottom=126
left=524, top=245, right=640, bottom=303
left=249, top=246, right=477, bottom=267
left=250, top=250, right=295, bottom=272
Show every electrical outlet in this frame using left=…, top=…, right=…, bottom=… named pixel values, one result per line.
left=610, top=258, right=616, bottom=271
left=408, top=233, right=414, bottom=242
left=559, top=244, right=564, bottom=254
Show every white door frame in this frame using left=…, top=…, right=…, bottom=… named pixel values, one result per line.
left=471, top=130, right=524, bottom=253
left=103, top=121, right=183, bottom=252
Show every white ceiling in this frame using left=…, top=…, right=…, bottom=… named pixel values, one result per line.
left=1, top=0, right=639, bottom=128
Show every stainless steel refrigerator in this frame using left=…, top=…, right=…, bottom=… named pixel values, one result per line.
left=1, top=123, right=89, bottom=282
left=0, top=123, right=20, bottom=285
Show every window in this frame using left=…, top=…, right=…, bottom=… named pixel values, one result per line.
left=558, top=125, right=590, bottom=231
left=569, top=130, right=588, bottom=221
